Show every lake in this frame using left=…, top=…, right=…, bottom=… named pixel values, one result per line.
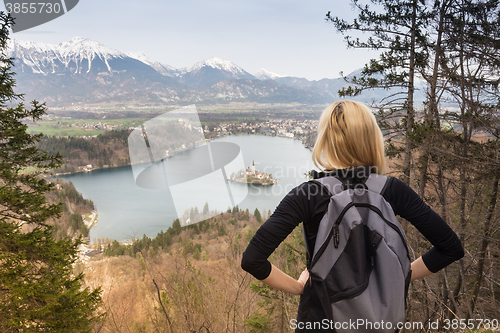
left=57, top=135, right=316, bottom=242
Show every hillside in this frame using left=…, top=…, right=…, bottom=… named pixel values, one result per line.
left=80, top=208, right=306, bottom=332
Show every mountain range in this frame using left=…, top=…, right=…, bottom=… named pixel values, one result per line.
left=7, top=37, right=415, bottom=107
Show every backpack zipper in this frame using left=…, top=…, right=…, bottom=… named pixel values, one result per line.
left=310, top=202, right=354, bottom=267
left=311, top=202, right=409, bottom=268
left=353, top=203, right=410, bottom=257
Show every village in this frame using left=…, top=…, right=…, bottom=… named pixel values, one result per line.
left=204, top=118, right=318, bottom=146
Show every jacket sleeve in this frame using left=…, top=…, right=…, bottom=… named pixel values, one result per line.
left=241, top=183, right=313, bottom=280
left=384, top=177, right=464, bottom=272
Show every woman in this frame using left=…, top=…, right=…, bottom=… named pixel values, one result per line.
left=241, top=100, right=464, bottom=331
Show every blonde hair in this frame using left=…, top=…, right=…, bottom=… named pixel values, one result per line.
left=312, top=100, right=386, bottom=175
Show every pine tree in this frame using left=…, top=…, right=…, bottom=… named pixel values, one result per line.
left=328, top=0, right=500, bottom=322
left=0, top=13, right=102, bottom=331
left=327, top=0, right=433, bottom=184
left=431, top=0, right=500, bottom=318
left=253, top=208, right=262, bottom=224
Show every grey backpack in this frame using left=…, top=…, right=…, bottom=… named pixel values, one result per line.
left=304, top=173, right=411, bottom=333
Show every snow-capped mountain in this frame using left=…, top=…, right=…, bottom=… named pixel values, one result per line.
left=7, top=36, right=177, bottom=80
left=178, top=57, right=255, bottom=89
left=7, top=37, right=129, bottom=75
left=8, top=37, right=180, bottom=105
left=255, top=68, right=284, bottom=80
left=7, top=37, right=407, bottom=106
left=58, top=37, right=124, bottom=62
left=7, top=39, right=59, bottom=59
left=188, top=57, right=247, bottom=74
left=126, top=52, right=177, bottom=77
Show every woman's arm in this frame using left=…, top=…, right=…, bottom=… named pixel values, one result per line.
left=410, top=256, right=433, bottom=282
left=261, top=264, right=309, bottom=295
left=241, top=183, right=318, bottom=282
left=384, top=178, right=464, bottom=273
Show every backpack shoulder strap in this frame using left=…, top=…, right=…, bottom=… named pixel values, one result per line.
left=311, top=176, right=343, bottom=196
left=304, top=176, right=343, bottom=269
left=365, top=173, right=389, bottom=196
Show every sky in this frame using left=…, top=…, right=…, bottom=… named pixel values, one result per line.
left=6, top=0, right=380, bottom=81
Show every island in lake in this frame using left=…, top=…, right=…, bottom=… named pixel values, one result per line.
left=229, top=161, right=277, bottom=185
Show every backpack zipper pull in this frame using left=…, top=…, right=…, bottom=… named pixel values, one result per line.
left=333, top=223, right=340, bottom=248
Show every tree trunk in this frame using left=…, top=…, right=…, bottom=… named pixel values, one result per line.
left=403, top=0, right=417, bottom=185
left=417, top=108, right=432, bottom=198
left=453, top=0, right=469, bottom=306
left=429, top=0, right=449, bottom=223
left=467, top=169, right=499, bottom=318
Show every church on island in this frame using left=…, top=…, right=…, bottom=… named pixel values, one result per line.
left=229, top=161, right=277, bottom=185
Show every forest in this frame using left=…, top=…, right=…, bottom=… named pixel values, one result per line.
left=325, top=0, right=500, bottom=328
left=38, top=129, right=132, bottom=173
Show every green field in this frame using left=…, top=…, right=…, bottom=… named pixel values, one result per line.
left=29, top=116, right=260, bottom=136
left=27, top=106, right=321, bottom=137
left=28, top=117, right=151, bottom=137
left=29, top=126, right=105, bottom=137
left=19, top=166, right=40, bottom=174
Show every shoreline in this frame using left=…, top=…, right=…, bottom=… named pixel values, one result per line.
left=48, top=163, right=133, bottom=179
left=47, top=133, right=313, bottom=177
left=84, top=211, right=98, bottom=231
left=229, top=179, right=278, bottom=186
